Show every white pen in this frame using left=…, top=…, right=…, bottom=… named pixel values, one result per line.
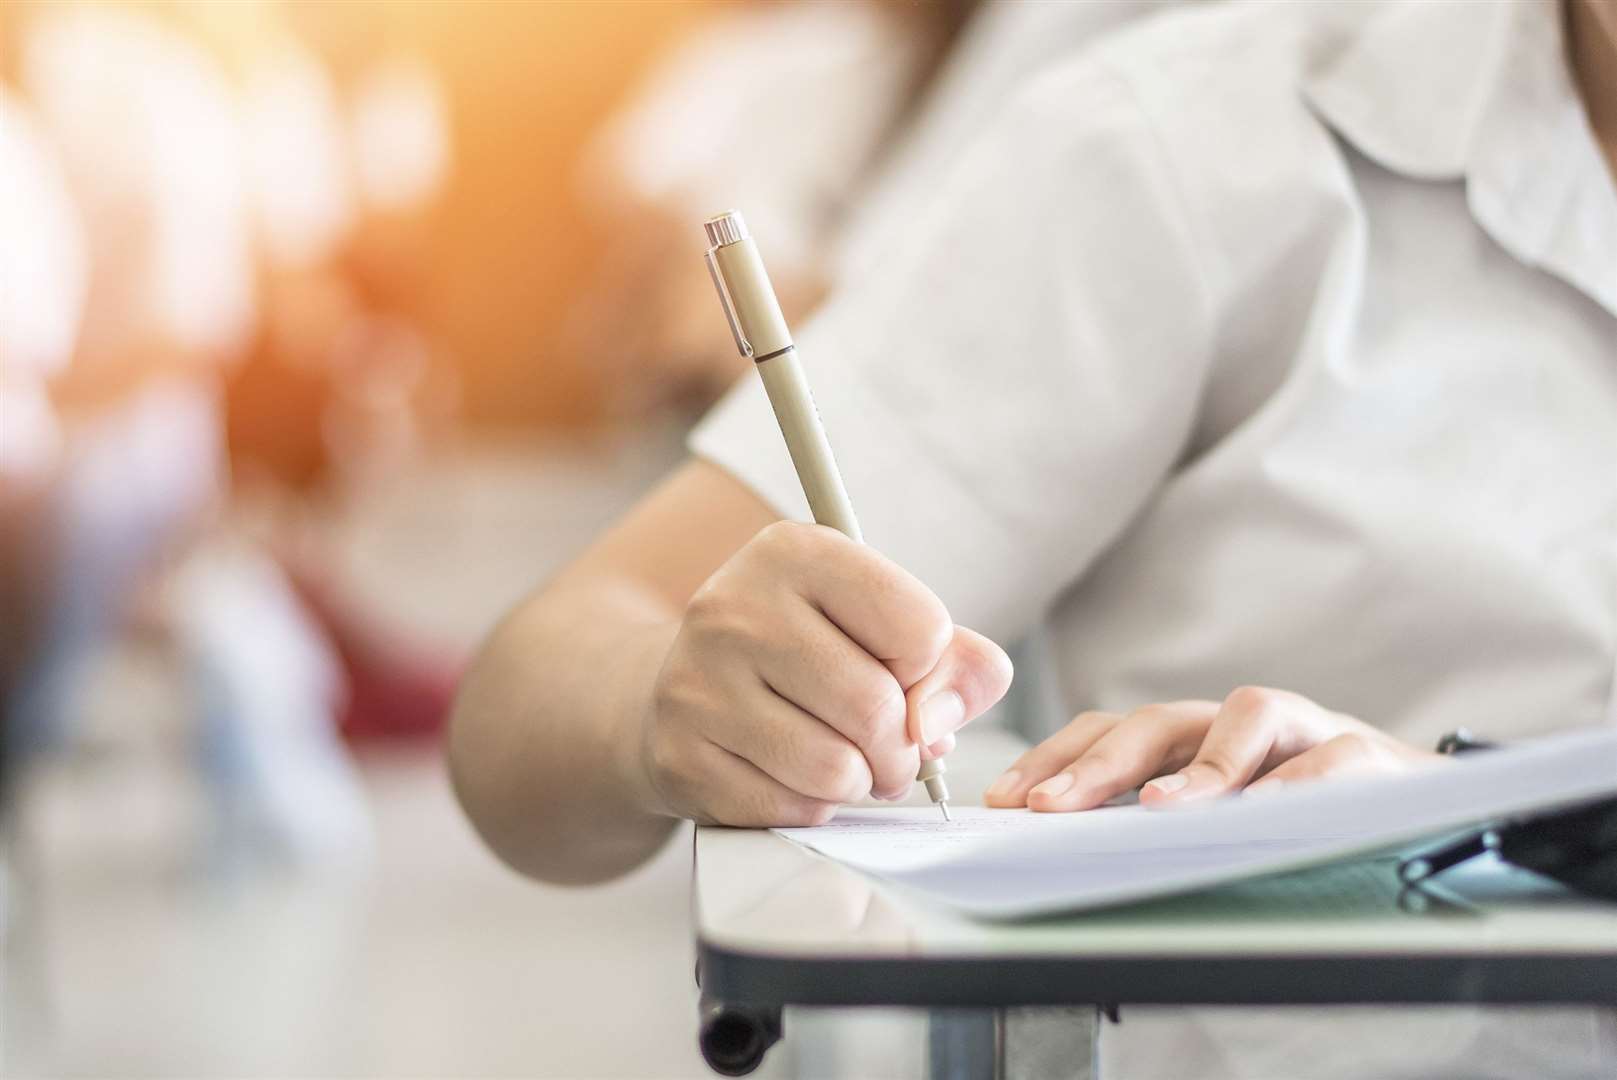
left=703, top=209, right=952, bottom=822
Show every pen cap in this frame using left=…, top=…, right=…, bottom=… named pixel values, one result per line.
left=706, top=216, right=793, bottom=358
left=704, top=210, right=748, bottom=249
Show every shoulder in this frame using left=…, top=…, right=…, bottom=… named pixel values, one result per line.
left=1033, top=0, right=1375, bottom=137
left=1086, top=1, right=1364, bottom=104
left=1005, top=2, right=1387, bottom=289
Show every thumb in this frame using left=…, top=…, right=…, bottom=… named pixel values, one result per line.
left=905, top=626, right=1014, bottom=751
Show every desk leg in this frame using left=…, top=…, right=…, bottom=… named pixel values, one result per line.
left=927, top=1008, right=1000, bottom=1080
left=929, top=1007, right=1101, bottom=1080
left=1004, top=1007, right=1100, bottom=1080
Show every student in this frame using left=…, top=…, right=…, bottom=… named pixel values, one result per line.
left=453, top=0, right=1616, bottom=1075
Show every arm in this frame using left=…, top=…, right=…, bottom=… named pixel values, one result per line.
left=448, top=458, right=1012, bottom=884
left=448, top=460, right=759, bottom=884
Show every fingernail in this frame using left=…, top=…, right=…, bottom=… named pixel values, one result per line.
left=1145, top=773, right=1189, bottom=795
left=1030, top=773, right=1074, bottom=798
left=919, top=690, right=965, bottom=744
left=985, top=770, right=1021, bottom=801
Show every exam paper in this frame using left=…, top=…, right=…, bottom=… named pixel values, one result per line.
left=773, top=725, right=1617, bottom=919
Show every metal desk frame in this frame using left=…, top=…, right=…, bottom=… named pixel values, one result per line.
left=692, top=826, right=1617, bottom=1078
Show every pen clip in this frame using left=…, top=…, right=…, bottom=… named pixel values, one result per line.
left=705, top=249, right=753, bottom=359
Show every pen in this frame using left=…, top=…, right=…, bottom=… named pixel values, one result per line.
left=703, top=209, right=952, bottom=822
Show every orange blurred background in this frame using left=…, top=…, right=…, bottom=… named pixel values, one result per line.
left=365, top=0, right=713, bottom=429
left=0, top=2, right=971, bottom=1073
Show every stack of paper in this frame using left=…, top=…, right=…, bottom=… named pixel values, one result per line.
left=774, top=726, right=1617, bottom=919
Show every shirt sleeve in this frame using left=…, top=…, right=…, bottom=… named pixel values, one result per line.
left=690, top=60, right=1217, bottom=643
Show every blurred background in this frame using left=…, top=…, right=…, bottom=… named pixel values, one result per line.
left=0, top=0, right=1135, bottom=1073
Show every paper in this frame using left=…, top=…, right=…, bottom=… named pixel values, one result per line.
left=774, top=725, right=1617, bottom=919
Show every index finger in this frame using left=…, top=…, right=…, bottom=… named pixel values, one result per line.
left=1028, top=701, right=1216, bottom=812
left=762, top=522, right=953, bottom=688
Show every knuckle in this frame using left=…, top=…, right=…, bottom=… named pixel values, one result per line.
left=684, top=589, right=755, bottom=647
left=821, top=746, right=870, bottom=801
left=1224, top=685, right=1279, bottom=717
left=777, top=796, right=834, bottom=827
left=754, top=518, right=801, bottom=550
left=646, top=732, right=678, bottom=778
left=725, top=782, right=781, bottom=826
left=804, top=801, right=839, bottom=826
left=735, top=793, right=776, bottom=827
left=848, top=677, right=906, bottom=746
left=1074, top=747, right=1123, bottom=777
left=759, top=795, right=797, bottom=827
left=917, top=613, right=954, bottom=669
left=986, top=640, right=1016, bottom=688
left=869, top=744, right=921, bottom=797
left=754, top=719, right=799, bottom=772
left=1326, top=731, right=1375, bottom=756
left=1126, top=704, right=1176, bottom=729
left=865, top=562, right=950, bottom=654
left=645, top=733, right=695, bottom=803
left=957, top=627, right=1009, bottom=695
left=756, top=520, right=824, bottom=564
left=683, top=580, right=731, bottom=626
left=652, top=656, right=712, bottom=718
left=786, top=793, right=837, bottom=827
left=1195, top=749, right=1242, bottom=780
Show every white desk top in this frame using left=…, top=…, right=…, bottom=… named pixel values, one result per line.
left=695, top=825, right=1617, bottom=962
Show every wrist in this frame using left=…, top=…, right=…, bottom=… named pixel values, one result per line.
left=607, top=622, right=681, bottom=821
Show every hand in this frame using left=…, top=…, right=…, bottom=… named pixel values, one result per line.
left=983, top=686, right=1443, bottom=812
left=641, top=522, right=1013, bottom=826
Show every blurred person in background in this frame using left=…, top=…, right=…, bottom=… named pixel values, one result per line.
left=571, top=0, right=1179, bottom=418
left=188, top=0, right=461, bottom=745
left=7, top=0, right=261, bottom=779
left=0, top=84, right=87, bottom=807
left=0, top=79, right=86, bottom=1044
left=3, top=0, right=380, bottom=867
left=453, top=0, right=1617, bottom=1076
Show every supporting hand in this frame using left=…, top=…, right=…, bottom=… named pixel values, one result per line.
left=984, top=686, right=1442, bottom=812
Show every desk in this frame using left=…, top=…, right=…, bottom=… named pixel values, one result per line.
left=692, top=824, right=1617, bottom=1078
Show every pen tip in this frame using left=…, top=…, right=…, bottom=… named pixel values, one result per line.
left=939, top=801, right=952, bottom=822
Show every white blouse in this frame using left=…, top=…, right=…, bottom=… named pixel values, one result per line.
left=692, top=1, right=1616, bottom=1074
left=694, top=0, right=1617, bottom=752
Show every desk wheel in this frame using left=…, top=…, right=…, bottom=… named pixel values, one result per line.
left=698, top=998, right=782, bottom=1076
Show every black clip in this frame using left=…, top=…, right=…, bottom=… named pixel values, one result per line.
left=1397, top=796, right=1617, bottom=902
left=1398, top=828, right=1501, bottom=887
